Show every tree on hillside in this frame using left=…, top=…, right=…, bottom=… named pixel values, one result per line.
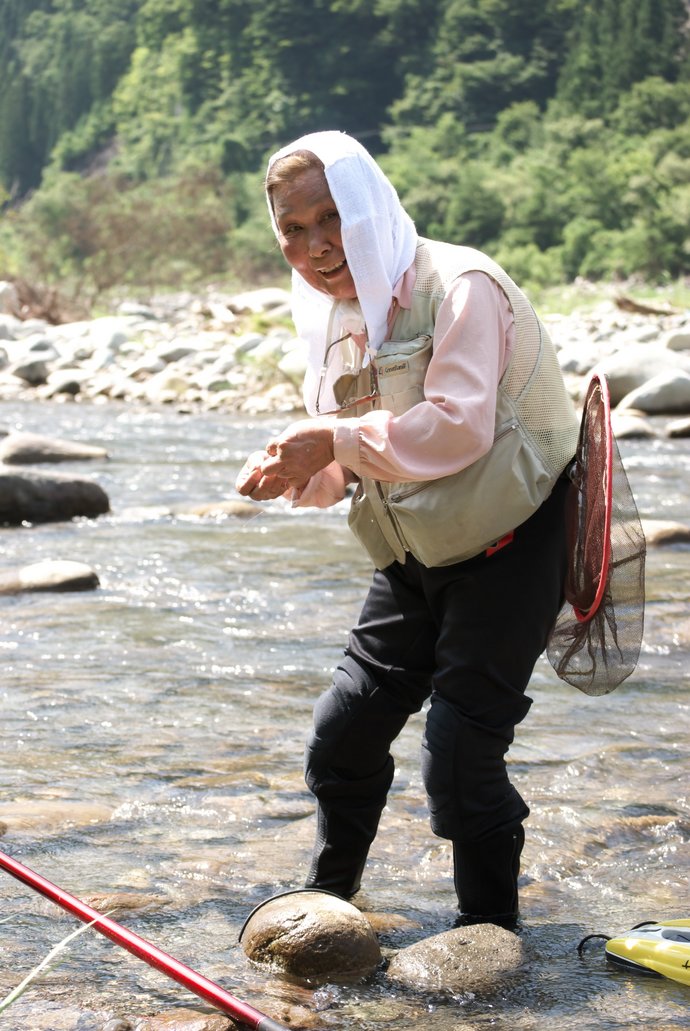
left=112, top=0, right=410, bottom=178
left=390, top=0, right=578, bottom=129
left=0, top=0, right=139, bottom=194
left=556, top=0, right=690, bottom=115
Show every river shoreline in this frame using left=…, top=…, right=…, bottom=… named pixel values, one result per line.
left=1, top=281, right=690, bottom=432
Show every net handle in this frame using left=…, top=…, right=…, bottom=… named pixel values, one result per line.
left=574, top=371, right=613, bottom=624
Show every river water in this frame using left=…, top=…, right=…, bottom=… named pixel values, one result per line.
left=0, top=398, right=688, bottom=1030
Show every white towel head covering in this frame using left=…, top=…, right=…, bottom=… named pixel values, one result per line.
left=266, top=130, right=418, bottom=415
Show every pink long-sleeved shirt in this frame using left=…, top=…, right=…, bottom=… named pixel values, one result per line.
left=291, top=267, right=516, bottom=509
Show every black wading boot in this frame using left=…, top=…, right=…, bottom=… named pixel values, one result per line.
left=452, top=825, right=525, bottom=931
left=304, top=801, right=381, bottom=900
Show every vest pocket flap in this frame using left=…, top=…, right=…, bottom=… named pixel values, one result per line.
left=376, top=335, right=432, bottom=378
left=377, top=335, right=432, bottom=359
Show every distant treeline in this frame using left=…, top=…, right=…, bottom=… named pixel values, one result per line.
left=1, top=0, right=689, bottom=303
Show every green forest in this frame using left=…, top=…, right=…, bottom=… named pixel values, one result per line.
left=1, top=0, right=690, bottom=309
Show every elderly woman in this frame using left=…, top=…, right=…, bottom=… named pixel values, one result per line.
left=236, top=130, right=579, bottom=929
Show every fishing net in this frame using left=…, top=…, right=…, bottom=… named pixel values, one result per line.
left=547, top=372, right=646, bottom=695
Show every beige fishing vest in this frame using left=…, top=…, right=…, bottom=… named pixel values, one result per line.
left=339, top=238, right=579, bottom=569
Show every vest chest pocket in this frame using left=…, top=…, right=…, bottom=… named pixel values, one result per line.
left=375, top=335, right=432, bottom=416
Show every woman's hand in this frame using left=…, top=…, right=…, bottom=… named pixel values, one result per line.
left=260, top=419, right=335, bottom=486
left=235, top=450, right=290, bottom=501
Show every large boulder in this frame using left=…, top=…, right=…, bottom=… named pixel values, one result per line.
left=591, top=346, right=690, bottom=405
left=239, top=889, right=382, bottom=982
left=617, top=369, right=690, bottom=414
left=0, top=466, right=110, bottom=524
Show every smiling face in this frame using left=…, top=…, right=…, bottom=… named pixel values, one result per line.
left=270, top=165, right=358, bottom=301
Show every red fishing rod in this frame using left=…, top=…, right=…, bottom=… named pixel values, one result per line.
left=0, top=849, right=294, bottom=1031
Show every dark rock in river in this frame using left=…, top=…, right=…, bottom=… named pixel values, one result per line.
left=0, top=466, right=110, bottom=524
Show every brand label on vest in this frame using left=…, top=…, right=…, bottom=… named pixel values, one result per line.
left=380, top=359, right=409, bottom=377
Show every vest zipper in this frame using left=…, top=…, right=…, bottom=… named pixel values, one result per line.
left=387, top=422, right=520, bottom=504
left=375, top=481, right=409, bottom=553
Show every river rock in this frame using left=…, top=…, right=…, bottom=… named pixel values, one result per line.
left=0, top=559, right=99, bottom=594
left=42, top=368, right=98, bottom=397
left=14, top=316, right=50, bottom=338
left=666, top=415, right=690, bottom=438
left=662, top=328, right=690, bottom=351
left=385, top=923, right=525, bottom=993
left=0, top=466, right=110, bottom=524
left=84, top=315, right=132, bottom=354
left=240, top=890, right=382, bottom=982
left=0, top=314, right=22, bottom=341
left=641, top=519, right=690, bottom=546
left=0, top=431, right=108, bottom=464
left=9, top=355, right=50, bottom=385
left=278, top=346, right=309, bottom=386
left=117, top=300, right=157, bottom=319
left=617, top=369, right=690, bottom=414
left=28, top=335, right=60, bottom=357
left=610, top=411, right=658, bottom=439
left=591, top=346, right=690, bottom=405
left=227, top=287, right=291, bottom=315
left=556, top=341, right=601, bottom=375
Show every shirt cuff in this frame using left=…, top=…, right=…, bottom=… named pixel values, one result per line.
left=332, top=418, right=362, bottom=476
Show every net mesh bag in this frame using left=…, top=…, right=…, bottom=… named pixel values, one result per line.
left=547, top=372, right=646, bottom=695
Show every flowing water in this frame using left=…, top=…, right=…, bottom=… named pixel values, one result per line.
left=0, top=398, right=688, bottom=1030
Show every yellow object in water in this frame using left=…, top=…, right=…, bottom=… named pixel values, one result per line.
left=605, top=920, right=690, bottom=986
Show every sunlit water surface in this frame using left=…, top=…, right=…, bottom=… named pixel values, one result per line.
left=0, top=400, right=688, bottom=1030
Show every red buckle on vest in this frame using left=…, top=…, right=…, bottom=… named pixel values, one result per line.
left=485, top=530, right=514, bottom=557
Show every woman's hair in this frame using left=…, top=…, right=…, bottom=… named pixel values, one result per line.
left=265, top=149, right=324, bottom=204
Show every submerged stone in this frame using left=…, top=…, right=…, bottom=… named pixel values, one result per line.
left=0, top=430, right=108, bottom=464
left=133, top=1009, right=232, bottom=1030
